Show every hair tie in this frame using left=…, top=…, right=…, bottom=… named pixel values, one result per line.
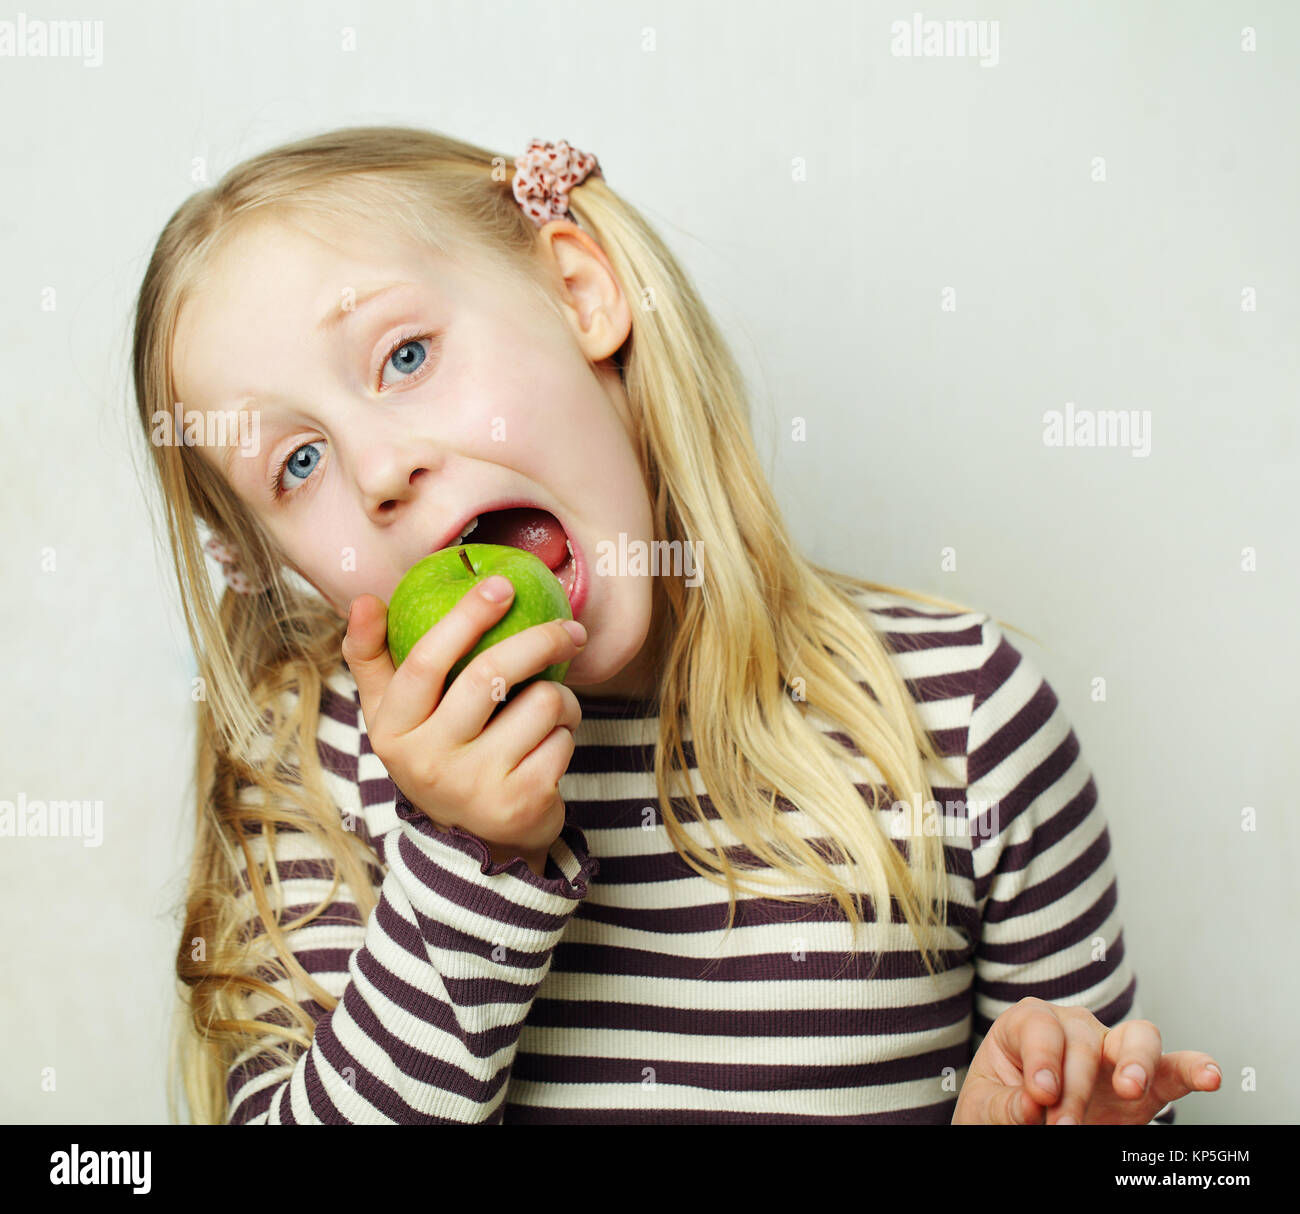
left=203, top=531, right=262, bottom=595
left=512, top=138, right=602, bottom=228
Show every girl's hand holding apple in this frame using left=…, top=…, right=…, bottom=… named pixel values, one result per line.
left=342, top=573, right=587, bottom=878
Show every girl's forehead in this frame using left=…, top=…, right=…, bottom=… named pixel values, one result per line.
left=217, top=214, right=425, bottom=276
left=173, top=222, right=526, bottom=385
left=209, top=213, right=507, bottom=305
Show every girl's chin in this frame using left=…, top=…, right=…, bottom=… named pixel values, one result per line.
left=566, top=646, right=658, bottom=700
left=565, top=649, right=622, bottom=692
left=565, top=649, right=602, bottom=685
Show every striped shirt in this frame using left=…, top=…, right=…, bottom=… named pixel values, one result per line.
left=223, top=587, right=1176, bottom=1124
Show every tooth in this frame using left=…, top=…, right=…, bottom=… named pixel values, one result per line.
left=565, top=538, right=573, bottom=558
left=457, top=517, right=479, bottom=542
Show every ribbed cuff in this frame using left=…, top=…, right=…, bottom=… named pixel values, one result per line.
left=394, top=789, right=599, bottom=899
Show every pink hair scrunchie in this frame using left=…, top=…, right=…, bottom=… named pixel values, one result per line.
left=203, top=532, right=261, bottom=595
left=512, top=138, right=603, bottom=227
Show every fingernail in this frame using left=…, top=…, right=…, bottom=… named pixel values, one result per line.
left=561, top=619, right=588, bottom=646
left=1204, top=1063, right=1221, bottom=1081
left=1122, top=1064, right=1147, bottom=1090
left=479, top=575, right=514, bottom=602
left=1034, top=1068, right=1058, bottom=1096
left=1056, top=1114, right=1078, bottom=1125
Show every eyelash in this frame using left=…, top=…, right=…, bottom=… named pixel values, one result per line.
left=266, top=328, right=436, bottom=502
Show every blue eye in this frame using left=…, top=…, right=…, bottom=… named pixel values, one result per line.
left=379, top=332, right=433, bottom=389
left=266, top=329, right=435, bottom=504
left=269, top=440, right=325, bottom=501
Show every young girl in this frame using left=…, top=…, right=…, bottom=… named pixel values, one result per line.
left=136, top=127, right=1220, bottom=1125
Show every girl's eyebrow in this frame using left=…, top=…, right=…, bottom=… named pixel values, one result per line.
left=217, top=279, right=420, bottom=414
left=316, top=280, right=417, bottom=336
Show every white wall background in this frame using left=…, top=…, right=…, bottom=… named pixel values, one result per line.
left=1, top=0, right=1295, bottom=1125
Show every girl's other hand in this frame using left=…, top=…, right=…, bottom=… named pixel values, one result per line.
left=340, top=578, right=586, bottom=872
left=952, top=997, right=1222, bottom=1124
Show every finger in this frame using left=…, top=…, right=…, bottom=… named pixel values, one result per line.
left=480, top=679, right=583, bottom=775
left=1007, top=1083, right=1045, bottom=1125
left=958, top=1074, right=1044, bottom=1125
left=1102, top=1018, right=1163, bottom=1102
left=994, top=998, right=1068, bottom=1108
left=437, top=617, right=586, bottom=744
left=507, top=714, right=578, bottom=791
left=1191, top=1054, right=1223, bottom=1091
left=1049, top=1011, right=1107, bottom=1125
left=1150, top=1050, right=1222, bottom=1105
left=993, top=1082, right=1044, bottom=1125
left=381, top=576, right=518, bottom=737
left=340, top=594, right=396, bottom=730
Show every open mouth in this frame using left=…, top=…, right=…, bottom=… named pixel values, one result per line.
left=442, top=504, right=583, bottom=615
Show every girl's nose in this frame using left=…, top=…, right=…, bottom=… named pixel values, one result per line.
left=355, top=444, right=437, bottom=519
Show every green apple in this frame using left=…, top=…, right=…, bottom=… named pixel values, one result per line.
left=386, top=543, right=574, bottom=698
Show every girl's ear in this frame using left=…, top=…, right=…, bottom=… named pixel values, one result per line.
left=610, top=335, right=630, bottom=378
left=537, top=221, right=632, bottom=364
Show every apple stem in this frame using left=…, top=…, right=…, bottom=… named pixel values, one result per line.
left=459, top=549, right=476, bottom=577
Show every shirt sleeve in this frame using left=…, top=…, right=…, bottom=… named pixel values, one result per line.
left=963, top=617, right=1175, bottom=1125
left=224, top=785, right=599, bottom=1124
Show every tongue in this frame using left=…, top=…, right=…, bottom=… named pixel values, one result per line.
left=473, top=506, right=568, bottom=570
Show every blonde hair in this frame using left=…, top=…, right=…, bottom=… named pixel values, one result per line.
left=132, top=126, right=1034, bottom=1124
